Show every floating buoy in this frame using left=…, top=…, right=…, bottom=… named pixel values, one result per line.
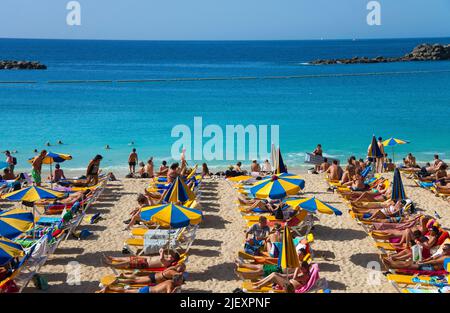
left=105, top=145, right=111, bottom=150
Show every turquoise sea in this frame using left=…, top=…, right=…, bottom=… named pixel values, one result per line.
left=0, top=38, right=450, bottom=174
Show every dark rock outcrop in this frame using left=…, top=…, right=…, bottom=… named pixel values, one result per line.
left=0, top=60, right=47, bottom=70
left=309, top=43, right=450, bottom=65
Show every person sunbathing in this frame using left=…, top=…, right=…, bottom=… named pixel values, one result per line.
left=371, top=216, right=432, bottom=248
left=109, top=263, right=186, bottom=286
left=235, top=248, right=307, bottom=280
left=363, top=200, right=406, bottom=220
left=344, top=171, right=366, bottom=191
left=435, top=179, right=450, bottom=194
left=383, top=231, right=424, bottom=261
left=418, top=163, right=448, bottom=182
left=390, top=219, right=439, bottom=250
left=252, top=261, right=311, bottom=292
left=102, top=248, right=181, bottom=269
left=340, top=164, right=355, bottom=185
left=383, top=244, right=450, bottom=271
left=100, top=275, right=184, bottom=293
left=265, top=223, right=283, bottom=257
left=325, top=160, right=343, bottom=181
left=125, top=193, right=160, bottom=229
left=384, top=226, right=443, bottom=262
left=36, top=189, right=91, bottom=206
left=348, top=184, right=392, bottom=203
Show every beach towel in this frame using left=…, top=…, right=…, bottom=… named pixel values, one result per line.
left=295, top=264, right=320, bottom=293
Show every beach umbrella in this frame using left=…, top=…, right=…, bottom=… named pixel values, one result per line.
left=277, top=173, right=306, bottom=189
left=271, top=144, right=278, bottom=173
left=140, top=203, right=203, bottom=228
left=391, top=168, right=407, bottom=202
left=285, top=197, right=342, bottom=216
left=0, top=237, right=24, bottom=266
left=0, top=161, right=9, bottom=169
left=227, top=175, right=253, bottom=182
left=1, top=186, right=64, bottom=202
left=278, top=226, right=300, bottom=288
left=382, top=138, right=409, bottom=164
left=276, top=148, right=287, bottom=174
left=1, top=186, right=64, bottom=239
left=28, top=152, right=72, bottom=187
left=163, top=177, right=195, bottom=203
left=0, top=209, right=34, bottom=239
left=250, top=175, right=303, bottom=199
left=367, top=135, right=383, bottom=159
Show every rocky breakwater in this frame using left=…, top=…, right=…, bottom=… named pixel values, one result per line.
left=0, top=60, right=47, bottom=70
left=310, top=43, right=450, bottom=65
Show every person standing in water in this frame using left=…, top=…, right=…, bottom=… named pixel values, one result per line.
left=128, top=148, right=138, bottom=174
left=32, top=150, right=47, bottom=186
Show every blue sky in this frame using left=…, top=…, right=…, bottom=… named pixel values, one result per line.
left=1, top=0, right=449, bottom=40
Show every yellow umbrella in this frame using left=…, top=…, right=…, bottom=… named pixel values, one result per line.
left=227, top=175, right=253, bottom=182
left=279, top=226, right=300, bottom=269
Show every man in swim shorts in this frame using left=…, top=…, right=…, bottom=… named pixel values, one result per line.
left=31, top=150, right=47, bottom=186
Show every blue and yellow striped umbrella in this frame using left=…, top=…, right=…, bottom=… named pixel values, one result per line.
left=140, top=203, right=203, bottom=228
left=391, top=168, right=407, bottom=202
left=28, top=152, right=72, bottom=165
left=382, top=138, right=409, bottom=147
left=0, top=209, right=34, bottom=239
left=278, top=226, right=300, bottom=269
left=382, top=138, right=409, bottom=163
left=250, top=175, right=304, bottom=199
left=285, top=197, right=342, bottom=216
left=1, top=186, right=64, bottom=202
left=0, top=237, right=24, bottom=266
left=163, top=177, right=196, bottom=203
left=368, top=135, right=383, bottom=158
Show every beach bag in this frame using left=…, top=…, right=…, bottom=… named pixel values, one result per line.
left=32, top=274, right=49, bottom=291
left=73, top=229, right=93, bottom=240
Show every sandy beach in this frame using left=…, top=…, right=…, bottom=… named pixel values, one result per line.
left=7, top=169, right=444, bottom=293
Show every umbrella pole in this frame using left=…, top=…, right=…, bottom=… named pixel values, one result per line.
left=33, top=205, right=36, bottom=240
left=50, top=163, right=53, bottom=189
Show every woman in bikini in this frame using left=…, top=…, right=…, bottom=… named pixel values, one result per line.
left=86, top=155, right=103, bottom=186
left=251, top=261, right=311, bottom=292
left=100, top=275, right=184, bottom=293
left=383, top=244, right=450, bottom=271
left=108, top=263, right=186, bottom=286
left=102, top=249, right=181, bottom=269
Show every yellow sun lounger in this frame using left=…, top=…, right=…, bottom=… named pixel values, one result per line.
left=386, top=274, right=436, bottom=286
left=374, top=242, right=400, bottom=251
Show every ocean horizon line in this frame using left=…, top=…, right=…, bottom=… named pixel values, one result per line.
left=1, top=36, right=450, bottom=43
